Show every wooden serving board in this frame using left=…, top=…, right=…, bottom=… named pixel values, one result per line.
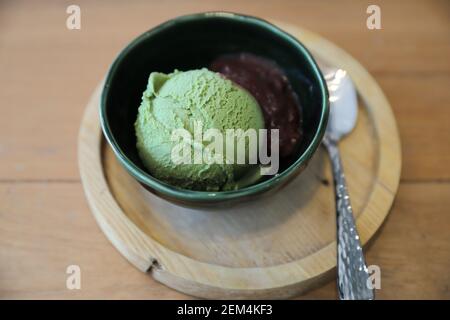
left=78, top=22, right=401, bottom=299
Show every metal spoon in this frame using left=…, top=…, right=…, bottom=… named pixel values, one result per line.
left=321, top=66, right=374, bottom=300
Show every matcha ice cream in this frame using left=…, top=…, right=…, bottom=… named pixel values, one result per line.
left=135, top=69, right=265, bottom=191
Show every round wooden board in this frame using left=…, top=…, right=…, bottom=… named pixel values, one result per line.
left=78, top=22, right=401, bottom=299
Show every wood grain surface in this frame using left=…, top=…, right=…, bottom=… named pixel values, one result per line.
left=0, top=0, right=449, bottom=299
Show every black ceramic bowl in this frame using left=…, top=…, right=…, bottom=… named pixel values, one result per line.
left=100, top=12, right=329, bottom=205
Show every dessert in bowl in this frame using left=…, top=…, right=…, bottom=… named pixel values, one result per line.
left=100, top=12, right=329, bottom=206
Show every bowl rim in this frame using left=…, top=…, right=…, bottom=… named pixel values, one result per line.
left=100, top=11, right=329, bottom=202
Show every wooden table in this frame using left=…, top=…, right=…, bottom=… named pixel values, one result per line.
left=0, top=0, right=449, bottom=299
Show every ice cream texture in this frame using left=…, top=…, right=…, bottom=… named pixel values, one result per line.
left=135, top=69, right=265, bottom=191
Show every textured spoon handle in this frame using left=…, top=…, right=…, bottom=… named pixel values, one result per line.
left=323, top=138, right=374, bottom=300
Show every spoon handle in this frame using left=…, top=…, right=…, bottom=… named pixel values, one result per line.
left=323, top=138, right=374, bottom=300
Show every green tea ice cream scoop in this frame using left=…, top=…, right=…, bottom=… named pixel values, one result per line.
left=135, top=69, right=265, bottom=191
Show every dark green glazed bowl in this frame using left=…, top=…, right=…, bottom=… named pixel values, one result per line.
left=100, top=12, right=329, bottom=206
